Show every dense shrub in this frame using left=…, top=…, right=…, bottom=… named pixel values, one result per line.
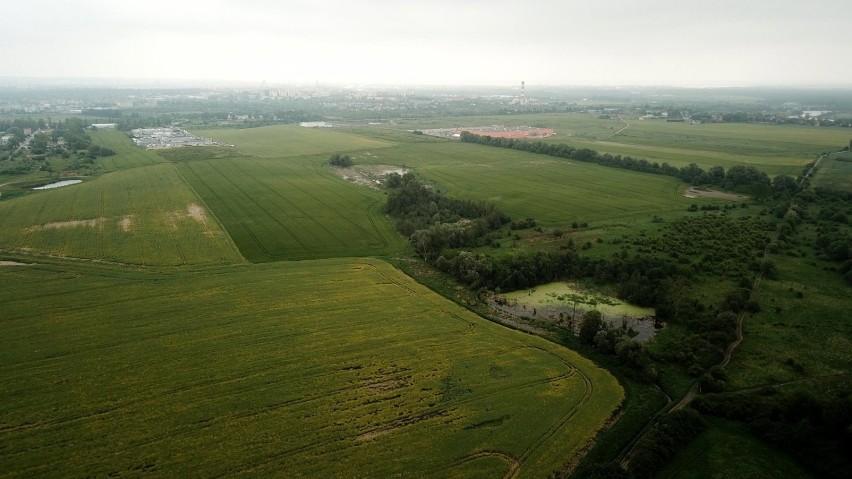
left=628, top=409, right=707, bottom=478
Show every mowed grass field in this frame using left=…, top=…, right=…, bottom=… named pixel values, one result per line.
left=0, top=259, right=622, bottom=478
left=0, top=134, right=242, bottom=265
left=395, top=113, right=850, bottom=176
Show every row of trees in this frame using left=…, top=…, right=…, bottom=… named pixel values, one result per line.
left=459, top=132, right=793, bottom=196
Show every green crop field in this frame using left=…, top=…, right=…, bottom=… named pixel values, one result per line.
left=353, top=141, right=693, bottom=227
left=90, top=130, right=165, bottom=171
left=169, top=125, right=407, bottom=262
left=174, top=156, right=403, bottom=261
left=811, top=150, right=852, bottom=191
left=395, top=113, right=850, bottom=176
left=0, top=163, right=242, bottom=265
left=0, top=259, right=623, bottom=478
left=193, top=124, right=394, bottom=158
left=3, top=111, right=849, bottom=478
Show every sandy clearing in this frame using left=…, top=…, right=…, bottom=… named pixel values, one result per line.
left=0, top=261, right=31, bottom=266
left=28, top=218, right=105, bottom=231
left=119, top=215, right=134, bottom=232
left=683, top=186, right=749, bottom=201
left=332, top=164, right=409, bottom=189
left=187, top=203, right=208, bottom=223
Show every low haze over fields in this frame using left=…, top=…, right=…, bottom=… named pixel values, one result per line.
left=3, top=0, right=851, bottom=87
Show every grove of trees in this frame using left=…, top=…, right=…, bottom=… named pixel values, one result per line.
left=328, top=154, right=353, bottom=167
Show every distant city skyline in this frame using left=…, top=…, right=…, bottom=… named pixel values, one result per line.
left=4, top=0, right=851, bottom=88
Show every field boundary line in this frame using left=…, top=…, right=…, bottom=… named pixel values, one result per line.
left=181, top=161, right=270, bottom=260
left=170, top=162, right=244, bottom=263
left=235, top=158, right=348, bottom=249
left=143, top=167, right=187, bottom=265
left=204, top=160, right=309, bottom=255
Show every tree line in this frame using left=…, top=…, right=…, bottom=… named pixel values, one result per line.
left=459, top=131, right=796, bottom=197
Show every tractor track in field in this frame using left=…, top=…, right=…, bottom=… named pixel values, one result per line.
left=724, top=373, right=852, bottom=395
left=448, top=451, right=520, bottom=476
left=313, top=163, right=390, bottom=249
left=231, top=158, right=348, bottom=249
left=227, top=364, right=581, bottom=479
left=439, top=344, right=595, bottom=479
left=247, top=158, right=377, bottom=244
left=609, top=116, right=631, bottom=138
left=173, top=163, right=247, bottom=262
left=19, top=196, right=49, bottom=251
left=60, top=186, right=80, bottom=257
left=171, top=164, right=232, bottom=263
left=365, top=261, right=477, bottom=332
left=0, top=198, right=18, bottom=233
left=364, top=201, right=390, bottom=249
left=122, top=177, right=146, bottom=265
left=98, top=190, right=106, bottom=259
left=205, top=160, right=312, bottom=255
left=508, top=346, right=595, bottom=478
left=142, top=169, right=187, bottom=265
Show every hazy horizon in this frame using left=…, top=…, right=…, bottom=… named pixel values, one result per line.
left=4, top=0, right=851, bottom=88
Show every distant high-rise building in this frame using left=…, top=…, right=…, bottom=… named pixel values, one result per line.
left=519, top=81, right=529, bottom=107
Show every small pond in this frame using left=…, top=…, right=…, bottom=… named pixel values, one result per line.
left=33, top=180, right=82, bottom=190
left=495, top=282, right=659, bottom=341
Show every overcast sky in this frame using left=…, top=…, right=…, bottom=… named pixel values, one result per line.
left=3, top=0, right=850, bottom=87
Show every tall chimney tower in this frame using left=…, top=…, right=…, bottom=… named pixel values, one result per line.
left=519, top=80, right=529, bottom=107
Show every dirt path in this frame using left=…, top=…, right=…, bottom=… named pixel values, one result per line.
left=683, top=186, right=749, bottom=201
left=622, top=245, right=768, bottom=467
left=725, top=373, right=851, bottom=395
left=618, top=152, right=847, bottom=469
left=800, top=152, right=831, bottom=188
left=609, top=116, right=630, bottom=138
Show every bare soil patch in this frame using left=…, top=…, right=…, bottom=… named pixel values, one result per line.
left=28, top=218, right=105, bottom=231
left=164, top=204, right=209, bottom=230
left=119, top=215, right=135, bottom=232
left=0, top=261, right=31, bottom=266
left=683, top=186, right=749, bottom=201
left=186, top=203, right=208, bottom=223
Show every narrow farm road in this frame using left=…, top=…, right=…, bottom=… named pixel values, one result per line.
left=620, top=147, right=850, bottom=469
left=622, top=237, right=770, bottom=466
left=609, top=116, right=631, bottom=138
